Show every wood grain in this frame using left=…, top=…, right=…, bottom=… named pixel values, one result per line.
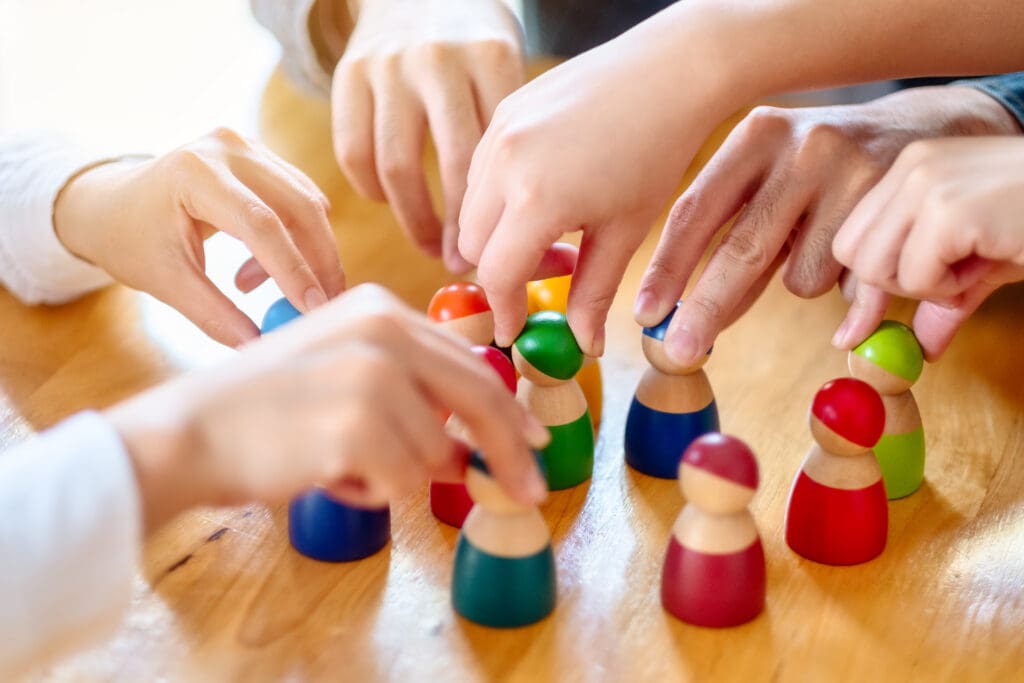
left=4, top=62, right=1021, bottom=683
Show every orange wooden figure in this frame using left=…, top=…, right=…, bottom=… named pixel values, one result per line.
left=427, top=282, right=494, bottom=346
left=785, top=378, right=888, bottom=566
left=662, top=433, right=766, bottom=628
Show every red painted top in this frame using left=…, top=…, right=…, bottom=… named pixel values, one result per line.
left=472, top=345, right=517, bottom=394
left=811, top=378, right=885, bottom=448
left=682, top=433, right=758, bottom=489
left=428, top=282, right=491, bottom=322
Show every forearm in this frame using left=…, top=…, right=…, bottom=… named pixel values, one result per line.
left=639, top=0, right=1024, bottom=124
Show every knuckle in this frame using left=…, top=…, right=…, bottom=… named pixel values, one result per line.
left=416, top=41, right=458, bottom=68
left=719, top=228, right=770, bottom=271
left=378, top=149, right=418, bottom=185
left=167, top=148, right=208, bottom=176
left=743, top=106, right=792, bottom=137
left=208, top=126, right=248, bottom=148
left=240, top=202, right=281, bottom=235
left=665, top=192, right=700, bottom=233
left=795, top=122, right=847, bottom=163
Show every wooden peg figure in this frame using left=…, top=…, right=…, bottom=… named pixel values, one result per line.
left=512, top=311, right=594, bottom=490
left=662, top=433, right=765, bottom=628
left=426, top=282, right=497, bottom=526
left=625, top=302, right=719, bottom=478
left=848, top=320, right=926, bottom=499
left=452, top=451, right=556, bottom=628
left=261, top=297, right=390, bottom=561
left=427, top=282, right=494, bottom=346
left=527, top=274, right=603, bottom=430
left=785, top=378, right=888, bottom=566
left=433, top=345, right=518, bottom=528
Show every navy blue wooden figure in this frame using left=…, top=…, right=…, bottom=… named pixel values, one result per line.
left=624, top=302, right=719, bottom=479
left=261, top=297, right=390, bottom=561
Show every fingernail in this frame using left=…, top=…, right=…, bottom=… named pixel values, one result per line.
left=831, top=319, right=847, bottom=348
left=633, top=290, right=659, bottom=323
left=667, top=328, right=700, bottom=366
left=304, top=286, right=328, bottom=311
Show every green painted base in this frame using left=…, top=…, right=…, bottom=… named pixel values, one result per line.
left=452, top=536, right=556, bottom=628
left=543, top=412, right=595, bottom=490
left=875, top=427, right=925, bottom=499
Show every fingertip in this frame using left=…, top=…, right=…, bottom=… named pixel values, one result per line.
left=633, top=289, right=665, bottom=327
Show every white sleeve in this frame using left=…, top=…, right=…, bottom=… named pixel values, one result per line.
left=0, top=411, right=141, bottom=680
left=0, top=132, right=115, bottom=305
left=251, top=0, right=332, bottom=97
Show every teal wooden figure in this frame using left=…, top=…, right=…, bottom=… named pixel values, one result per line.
left=512, top=311, right=593, bottom=490
left=452, top=452, right=556, bottom=628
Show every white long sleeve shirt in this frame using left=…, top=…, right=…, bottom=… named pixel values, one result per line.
left=0, top=132, right=140, bottom=678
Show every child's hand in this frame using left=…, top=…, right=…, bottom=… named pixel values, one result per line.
left=632, top=86, right=1021, bottom=367
left=54, top=128, right=344, bottom=347
left=331, top=0, right=523, bottom=272
left=457, top=16, right=737, bottom=356
left=833, top=137, right=1024, bottom=360
left=106, top=283, right=551, bottom=533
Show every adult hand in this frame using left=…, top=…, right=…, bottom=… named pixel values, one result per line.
left=54, top=127, right=344, bottom=347
left=833, top=136, right=1024, bottom=360
left=106, top=284, right=551, bottom=533
left=633, top=86, right=1021, bottom=366
left=331, top=0, right=523, bottom=272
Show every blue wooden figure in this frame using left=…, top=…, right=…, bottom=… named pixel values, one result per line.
left=261, top=297, right=390, bottom=561
left=624, top=302, right=719, bottom=479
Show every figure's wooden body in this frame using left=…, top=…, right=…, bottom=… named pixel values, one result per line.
left=848, top=321, right=926, bottom=499
left=786, top=381, right=888, bottom=566
left=626, top=304, right=718, bottom=479
left=262, top=298, right=390, bottom=561
left=452, top=454, right=556, bottom=628
left=662, top=435, right=765, bottom=627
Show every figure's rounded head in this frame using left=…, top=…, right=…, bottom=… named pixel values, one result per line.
left=472, top=345, right=517, bottom=393
left=849, top=320, right=924, bottom=395
left=641, top=302, right=710, bottom=374
left=526, top=275, right=572, bottom=315
left=512, top=311, right=584, bottom=386
left=810, top=378, right=885, bottom=455
left=679, top=433, right=758, bottom=514
left=465, top=451, right=545, bottom=514
left=428, top=282, right=494, bottom=345
left=261, top=297, right=302, bottom=334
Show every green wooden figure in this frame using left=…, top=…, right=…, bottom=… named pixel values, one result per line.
left=452, top=452, right=556, bottom=628
left=512, top=311, right=594, bottom=490
left=848, top=320, right=926, bottom=499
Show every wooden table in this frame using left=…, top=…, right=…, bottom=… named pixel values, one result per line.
left=6, top=64, right=1023, bottom=682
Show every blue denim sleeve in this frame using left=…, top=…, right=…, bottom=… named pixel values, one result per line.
left=953, top=72, right=1024, bottom=129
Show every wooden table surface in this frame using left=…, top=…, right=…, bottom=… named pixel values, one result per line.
left=5, top=57, right=1023, bottom=682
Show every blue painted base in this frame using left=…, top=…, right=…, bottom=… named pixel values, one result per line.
left=288, top=490, right=390, bottom=562
left=624, top=398, right=719, bottom=478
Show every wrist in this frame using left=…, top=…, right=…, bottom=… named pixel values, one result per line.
left=105, top=381, right=205, bottom=535
left=53, top=156, right=148, bottom=268
left=942, top=86, right=1024, bottom=136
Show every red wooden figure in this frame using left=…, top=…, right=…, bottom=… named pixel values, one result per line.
left=430, top=345, right=517, bottom=528
left=785, top=378, right=888, bottom=565
left=662, top=433, right=766, bottom=628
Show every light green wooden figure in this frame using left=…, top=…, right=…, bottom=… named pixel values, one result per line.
left=848, top=320, right=926, bottom=499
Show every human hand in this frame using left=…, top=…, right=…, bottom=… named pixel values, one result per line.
left=633, top=86, right=1021, bottom=366
left=331, top=0, right=523, bottom=272
left=457, top=13, right=743, bottom=355
left=53, top=128, right=344, bottom=347
left=106, top=283, right=551, bottom=533
left=833, top=136, right=1024, bottom=360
